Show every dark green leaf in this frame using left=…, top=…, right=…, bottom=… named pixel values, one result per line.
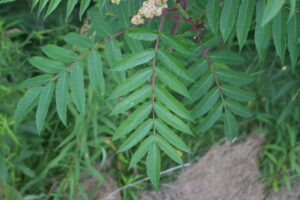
left=129, top=136, right=153, bottom=168
left=36, top=82, right=54, bottom=133
left=155, top=135, right=183, bottom=164
left=41, top=44, right=77, bottom=63
left=29, top=57, right=65, bottom=74
left=161, top=32, right=190, bottom=54
left=206, top=0, right=221, bottom=34
left=192, top=87, right=219, bottom=119
left=110, top=68, right=152, bottom=99
left=118, top=120, right=153, bottom=152
left=44, top=0, right=62, bottom=18
left=64, top=32, right=94, bottom=49
left=154, top=119, right=190, bottom=152
left=79, top=0, right=91, bottom=20
left=146, top=143, right=160, bottom=190
left=112, top=102, right=152, bottom=141
left=287, top=14, right=298, bottom=71
left=261, top=0, right=285, bottom=26
left=196, top=103, right=223, bottom=133
left=225, top=99, right=252, bottom=118
left=127, top=28, right=158, bottom=41
left=111, top=50, right=155, bottom=71
left=224, top=109, right=238, bottom=141
left=221, top=85, right=255, bottom=102
left=70, top=62, right=85, bottom=114
left=66, top=0, right=78, bottom=18
left=210, top=51, right=245, bottom=65
left=56, top=71, right=69, bottom=126
left=216, top=69, right=254, bottom=85
left=18, top=74, right=53, bottom=88
left=272, top=9, right=287, bottom=64
left=87, top=50, right=105, bottom=94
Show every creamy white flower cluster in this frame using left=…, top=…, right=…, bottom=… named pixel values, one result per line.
left=131, top=0, right=168, bottom=25
left=111, top=0, right=121, bottom=4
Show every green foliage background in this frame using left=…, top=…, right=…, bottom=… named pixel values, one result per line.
left=0, top=0, right=300, bottom=199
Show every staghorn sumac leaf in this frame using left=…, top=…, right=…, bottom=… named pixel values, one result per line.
left=216, top=69, right=254, bottom=85
left=261, top=0, right=285, bottom=26
left=127, top=28, right=158, bottom=41
left=221, top=85, right=255, bottom=102
left=66, top=0, right=78, bottom=18
left=56, top=71, right=69, bottom=126
left=225, top=99, right=252, bottom=118
left=161, top=32, right=190, bottom=54
left=64, top=32, right=94, bottom=49
left=196, top=103, right=223, bottom=133
left=70, top=62, right=85, bottom=114
left=87, top=50, right=105, bottom=94
left=146, top=142, right=161, bottom=190
left=129, top=136, right=153, bottom=168
left=41, top=44, right=77, bottom=63
left=287, top=14, right=298, bottom=71
left=155, top=135, right=183, bottom=164
left=206, top=0, right=221, bottom=34
left=224, top=109, right=238, bottom=141
left=18, top=74, right=53, bottom=89
left=29, top=57, right=65, bottom=74
left=79, top=0, right=91, bottom=20
left=210, top=51, right=245, bottom=65
left=272, top=9, right=287, bottom=64
left=44, top=0, right=63, bottom=18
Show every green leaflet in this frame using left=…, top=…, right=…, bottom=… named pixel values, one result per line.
left=220, top=0, right=240, bottom=42
left=125, top=33, right=144, bottom=53
left=225, top=99, right=253, bottom=118
left=44, top=0, right=62, bottom=18
left=38, top=0, right=49, bottom=17
left=56, top=71, right=69, bottom=126
left=41, top=44, right=77, bottom=63
left=287, top=0, right=296, bottom=22
left=192, top=87, right=219, bottom=119
left=36, top=82, right=54, bottom=133
left=111, top=85, right=152, bottom=115
left=146, top=143, right=161, bottom=190
left=156, top=87, right=193, bottom=121
left=155, top=135, right=183, bottom=165
left=154, top=119, right=190, bottom=153
left=221, top=85, right=255, bottom=102
left=109, top=68, right=152, bottom=99
left=70, top=62, right=85, bottom=114
left=272, top=9, right=287, bottom=64
left=236, top=0, right=255, bottom=49
left=157, top=50, right=193, bottom=81
left=210, top=51, right=245, bottom=65
left=118, top=119, right=153, bottom=152
left=196, top=103, right=223, bottom=133
left=18, top=74, right=53, bottom=88
left=29, top=57, right=65, bottom=74
left=79, top=0, right=91, bottom=20
left=111, top=50, right=155, bottom=71
left=224, top=109, right=238, bottom=141
left=14, top=87, right=42, bottom=129
left=129, top=136, right=153, bottom=168
left=261, top=0, right=285, bottom=26
left=112, top=102, right=152, bottom=141
left=156, top=67, right=190, bottom=98
left=161, top=32, right=190, bottom=54
left=87, top=50, right=105, bottom=94
left=206, top=0, right=221, bottom=34
left=287, top=14, right=298, bottom=71
left=186, top=72, right=214, bottom=104
left=64, top=32, right=94, bottom=49
left=216, top=69, right=254, bottom=85
left=155, top=103, right=193, bottom=135
left=127, top=28, right=158, bottom=41
left=66, top=0, right=78, bottom=18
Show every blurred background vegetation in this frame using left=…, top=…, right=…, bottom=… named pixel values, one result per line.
left=0, top=0, right=299, bottom=199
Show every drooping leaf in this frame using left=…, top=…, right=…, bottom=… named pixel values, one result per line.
left=112, top=102, right=152, bottom=141
left=36, top=82, right=54, bottom=133
left=66, top=0, right=78, bottom=18
left=161, top=32, right=190, bottom=54
left=111, top=85, right=152, bottom=115
left=192, top=87, right=219, bottom=119
left=272, top=9, right=287, bottom=64
left=210, top=51, right=245, bottom=65
left=18, top=74, right=53, bottom=88
left=220, top=0, right=240, bottom=42
left=70, top=62, right=85, bottom=114
left=87, top=50, right=105, bottom=94
left=146, top=142, right=161, bottom=190
left=14, top=87, right=42, bottom=128
left=44, top=0, right=63, bottom=18
left=118, top=120, right=153, bottom=152
left=261, top=0, right=285, bottom=26
left=221, top=85, right=255, bottom=102
left=129, top=136, right=153, bottom=168
left=224, top=109, right=238, bottom=141
left=236, top=0, right=255, bottom=49
left=109, top=68, right=152, bottom=99
left=216, top=69, right=254, bottom=85
left=56, top=71, right=69, bottom=126
left=29, top=57, right=65, bottom=74
left=155, top=135, right=183, bottom=165
left=156, top=67, right=190, bottom=98
left=206, top=0, right=221, bottom=34
left=41, top=44, right=77, bottom=63
left=38, top=0, right=49, bottom=17
left=157, top=50, right=193, bottom=81
left=225, top=99, right=252, bottom=118
left=127, top=28, right=158, bottom=41
left=111, top=50, right=155, bottom=71
left=287, top=14, right=298, bottom=71
left=255, top=0, right=272, bottom=59
left=155, top=103, right=193, bottom=135
left=154, top=119, right=190, bottom=152
left=156, top=87, right=193, bottom=121
left=287, top=0, right=296, bottom=22
left=64, top=32, right=94, bottom=49
left=79, top=0, right=91, bottom=20
left=196, top=103, right=223, bottom=133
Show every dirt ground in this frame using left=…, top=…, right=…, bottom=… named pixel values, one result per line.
left=91, top=133, right=300, bottom=200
